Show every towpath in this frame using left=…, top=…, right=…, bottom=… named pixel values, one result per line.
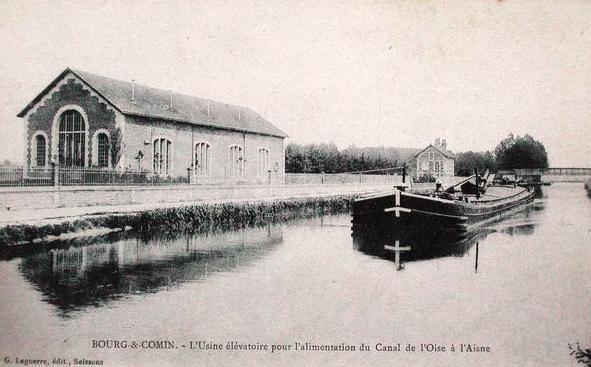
left=0, top=183, right=394, bottom=229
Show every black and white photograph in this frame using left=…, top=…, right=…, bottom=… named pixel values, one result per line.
left=0, top=1, right=590, bottom=366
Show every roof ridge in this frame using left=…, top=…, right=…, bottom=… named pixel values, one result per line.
left=20, top=67, right=287, bottom=138
left=72, top=68, right=247, bottom=112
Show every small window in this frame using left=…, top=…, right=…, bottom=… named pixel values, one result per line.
left=228, top=145, right=244, bottom=179
left=97, top=133, right=109, bottom=168
left=258, top=148, right=270, bottom=177
left=428, top=151, right=434, bottom=160
left=35, top=135, right=46, bottom=167
left=153, top=138, right=172, bottom=175
left=194, top=142, right=211, bottom=176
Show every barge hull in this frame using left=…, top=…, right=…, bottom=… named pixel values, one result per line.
left=351, top=187, right=535, bottom=239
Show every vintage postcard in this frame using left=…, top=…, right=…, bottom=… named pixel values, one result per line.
left=0, top=1, right=590, bottom=366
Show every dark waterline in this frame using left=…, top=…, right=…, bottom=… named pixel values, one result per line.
left=0, top=183, right=589, bottom=366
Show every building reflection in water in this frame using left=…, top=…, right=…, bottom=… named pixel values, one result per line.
left=17, top=224, right=283, bottom=316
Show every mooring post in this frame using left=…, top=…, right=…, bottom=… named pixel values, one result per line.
left=402, top=164, right=407, bottom=184
left=475, top=167, right=480, bottom=199
left=475, top=242, right=479, bottom=273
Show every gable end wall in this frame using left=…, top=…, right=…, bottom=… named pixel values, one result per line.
left=26, top=78, right=117, bottom=167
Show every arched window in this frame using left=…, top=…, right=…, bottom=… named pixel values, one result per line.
left=58, top=110, right=86, bottom=167
left=153, top=138, right=172, bottom=175
left=228, top=145, right=244, bottom=179
left=258, top=148, right=270, bottom=177
left=35, top=134, right=47, bottom=167
left=97, top=133, right=109, bottom=168
left=194, top=142, right=211, bottom=176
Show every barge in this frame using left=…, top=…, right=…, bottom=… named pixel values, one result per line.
left=351, top=173, right=535, bottom=240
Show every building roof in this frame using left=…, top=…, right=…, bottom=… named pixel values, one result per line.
left=17, top=68, right=287, bottom=138
left=414, top=144, right=455, bottom=159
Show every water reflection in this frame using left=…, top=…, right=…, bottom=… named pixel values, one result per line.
left=352, top=227, right=489, bottom=271
left=351, top=191, right=543, bottom=271
left=17, top=224, right=283, bottom=316
left=501, top=223, right=536, bottom=236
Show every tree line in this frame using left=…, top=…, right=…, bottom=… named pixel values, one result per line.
left=286, top=134, right=549, bottom=176
left=285, top=143, right=419, bottom=174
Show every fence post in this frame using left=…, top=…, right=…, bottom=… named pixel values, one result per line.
left=52, top=163, right=59, bottom=187
left=321, top=171, right=325, bottom=184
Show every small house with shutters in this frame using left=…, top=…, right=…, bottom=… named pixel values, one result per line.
left=17, top=68, right=287, bottom=183
left=414, top=138, right=455, bottom=180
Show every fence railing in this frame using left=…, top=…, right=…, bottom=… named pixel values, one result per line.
left=284, top=172, right=403, bottom=185
left=514, top=168, right=591, bottom=176
left=0, top=166, right=192, bottom=187
left=0, top=167, right=53, bottom=187
left=0, top=166, right=403, bottom=188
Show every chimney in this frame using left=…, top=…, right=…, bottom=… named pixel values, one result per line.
left=434, top=137, right=441, bottom=147
left=131, top=79, right=135, bottom=102
left=169, top=90, right=173, bottom=110
left=441, top=138, right=447, bottom=150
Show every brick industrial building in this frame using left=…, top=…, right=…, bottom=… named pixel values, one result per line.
left=17, top=68, right=287, bottom=183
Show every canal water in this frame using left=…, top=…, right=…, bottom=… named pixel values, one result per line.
left=0, top=183, right=589, bottom=366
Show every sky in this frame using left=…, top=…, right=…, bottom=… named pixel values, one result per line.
left=0, top=0, right=589, bottom=166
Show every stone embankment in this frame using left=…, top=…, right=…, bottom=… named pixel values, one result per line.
left=0, top=183, right=394, bottom=246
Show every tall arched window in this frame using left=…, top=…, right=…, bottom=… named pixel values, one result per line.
left=228, top=145, right=244, bottom=179
left=258, top=148, right=270, bottom=177
left=58, top=110, right=86, bottom=167
left=97, top=133, right=109, bottom=168
left=153, top=138, right=172, bottom=175
left=35, top=134, right=47, bottom=167
left=194, top=142, right=211, bottom=176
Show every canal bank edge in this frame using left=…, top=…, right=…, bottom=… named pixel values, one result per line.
left=0, top=194, right=358, bottom=247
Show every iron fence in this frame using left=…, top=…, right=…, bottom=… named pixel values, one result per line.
left=0, top=166, right=404, bottom=188
left=0, top=166, right=191, bottom=187
left=0, top=167, right=52, bottom=187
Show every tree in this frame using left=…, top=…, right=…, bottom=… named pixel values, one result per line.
left=284, top=143, right=418, bottom=174
left=495, top=133, right=548, bottom=170
left=455, top=151, right=497, bottom=176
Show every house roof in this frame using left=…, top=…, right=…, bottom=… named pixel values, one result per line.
left=17, top=68, right=287, bottom=138
left=414, top=144, right=455, bottom=159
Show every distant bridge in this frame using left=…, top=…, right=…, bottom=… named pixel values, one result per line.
left=514, top=167, right=591, bottom=182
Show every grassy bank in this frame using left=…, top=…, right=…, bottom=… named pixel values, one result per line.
left=0, top=195, right=355, bottom=247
